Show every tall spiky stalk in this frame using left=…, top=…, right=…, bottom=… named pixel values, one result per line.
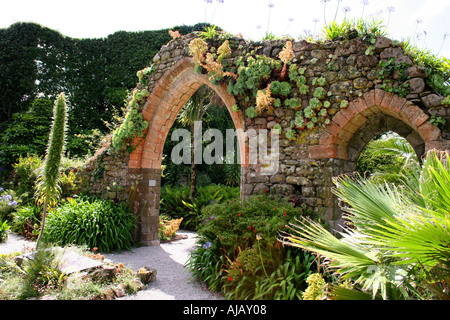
left=35, top=93, right=68, bottom=249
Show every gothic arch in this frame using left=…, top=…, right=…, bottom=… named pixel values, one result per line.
left=309, top=89, right=442, bottom=165
left=128, top=57, right=247, bottom=245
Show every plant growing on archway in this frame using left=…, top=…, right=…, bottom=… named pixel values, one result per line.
left=34, top=93, right=68, bottom=249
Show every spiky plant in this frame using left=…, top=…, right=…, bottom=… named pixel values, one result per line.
left=35, top=93, right=68, bottom=249
left=280, top=150, right=450, bottom=300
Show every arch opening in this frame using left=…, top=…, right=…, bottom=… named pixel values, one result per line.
left=345, top=113, right=426, bottom=172
left=129, top=57, right=246, bottom=245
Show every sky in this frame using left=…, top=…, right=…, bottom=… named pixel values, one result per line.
left=1, top=0, right=450, bottom=58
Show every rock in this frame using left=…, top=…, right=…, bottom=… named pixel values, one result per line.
left=286, top=176, right=311, bottom=186
left=380, top=47, right=403, bottom=59
left=405, top=66, right=427, bottom=78
left=404, top=78, right=425, bottom=93
left=356, top=55, right=378, bottom=68
left=421, top=94, right=443, bottom=108
left=335, top=38, right=365, bottom=57
left=91, top=265, right=117, bottom=282
left=103, top=288, right=116, bottom=300
left=374, top=36, right=392, bottom=49
left=267, top=120, right=277, bottom=129
left=112, top=284, right=126, bottom=298
left=353, top=77, right=368, bottom=89
left=137, top=267, right=157, bottom=284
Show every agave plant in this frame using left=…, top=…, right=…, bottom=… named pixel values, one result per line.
left=280, top=150, right=450, bottom=300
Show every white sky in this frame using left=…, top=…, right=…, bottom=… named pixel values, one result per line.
left=1, top=0, right=450, bottom=58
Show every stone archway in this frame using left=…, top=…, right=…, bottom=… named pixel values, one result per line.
left=128, top=57, right=247, bottom=245
left=80, top=33, right=450, bottom=245
left=310, top=89, right=441, bottom=163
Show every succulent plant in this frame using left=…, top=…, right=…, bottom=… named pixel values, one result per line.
left=246, top=106, right=258, bottom=118
left=304, top=105, right=316, bottom=119
left=299, top=84, right=309, bottom=95
left=270, top=81, right=292, bottom=96
left=273, top=123, right=282, bottom=134
left=309, top=98, right=322, bottom=110
left=313, top=87, right=327, bottom=100
left=286, top=128, right=297, bottom=140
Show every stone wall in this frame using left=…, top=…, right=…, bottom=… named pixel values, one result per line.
left=79, top=32, right=450, bottom=245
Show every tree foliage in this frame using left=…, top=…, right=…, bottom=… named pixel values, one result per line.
left=0, top=22, right=212, bottom=170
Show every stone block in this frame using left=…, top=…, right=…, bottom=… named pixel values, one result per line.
left=286, top=176, right=311, bottom=186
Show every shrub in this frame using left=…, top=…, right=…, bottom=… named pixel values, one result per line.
left=11, top=155, right=81, bottom=205
left=11, top=154, right=42, bottom=202
left=0, top=188, right=19, bottom=221
left=186, top=194, right=323, bottom=299
left=197, top=195, right=318, bottom=252
left=11, top=205, right=42, bottom=239
left=160, top=185, right=239, bottom=230
left=43, top=197, right=137, bottom=252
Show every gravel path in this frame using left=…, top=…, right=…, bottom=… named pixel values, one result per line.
left=103, top=230, right=224, bottom=300
left=0, top=230, right=223, bottom=300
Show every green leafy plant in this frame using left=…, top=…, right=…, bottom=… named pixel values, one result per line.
left=0, top=220, right=10, bottom=243
left=281, top=150, right=450, bottom=300
left=11, top=205, right=42, bottom=239
left=111, top=88, right=149, bottom=153
left=246, top=106, right=258, bottom=118
left=284, top=97, right=301, bottom=109
left=430, top=115, right=446, bottom=128
left=313, top=87, right=327, bottom=100
left=201, top=25, right=219, bottom=39
left=43, top=196, right=137, bottom=253
left=285, top=128, right=296, bottom=140
left=270, top=81, right=292, bottom=96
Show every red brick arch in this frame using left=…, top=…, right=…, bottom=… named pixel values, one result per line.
left=129, top=57, right=247, bottom=170
left=309, top=89, right=442, bottom=161
left=127, top=57, right=247, bottom=245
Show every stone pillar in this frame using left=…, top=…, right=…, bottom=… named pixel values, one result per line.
left=135, top=168, right=162, bottom=246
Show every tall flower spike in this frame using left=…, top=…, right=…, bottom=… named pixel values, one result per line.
left=279, top=41, right=294, bottom=80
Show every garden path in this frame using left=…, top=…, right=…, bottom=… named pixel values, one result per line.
left=103, top=230, right=224, bottom=300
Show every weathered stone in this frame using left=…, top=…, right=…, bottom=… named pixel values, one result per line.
left=286, top=176, right=311, bottom=186
left=374, top=36, right=392, bottom=49
left=404, top=78, right=425, bottom=93
left=356, top=55, right=378, bottom=68
left=405, top=66, right=427, bottom=78
left=137, top=267, right=157, bottom=284
left=380, top=47, right=403, bottom=59
left=421, top=94, right=443, bottom=108
left=76, top=31, right=450, bottom=247
left=353, top=77, right=368, bottom=89
left=335, top=38, right=365, bottom=57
